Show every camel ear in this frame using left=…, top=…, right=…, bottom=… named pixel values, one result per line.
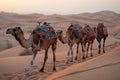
left=16, top=27, right=21, bottom=30
left=18, top=27, right=21, bottom=29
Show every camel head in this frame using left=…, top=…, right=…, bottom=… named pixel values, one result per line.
left=6, top=27, right=24, bottom=35
left=6, top=27, right=24, bottom=42
left=6, top=28, right=15, bottom=35
left=56, top=30, right=63, bottom=37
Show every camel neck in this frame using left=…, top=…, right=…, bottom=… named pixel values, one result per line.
left=15, top=33, right=33, bottom=48
left=58, top=34, right=67, bottom=44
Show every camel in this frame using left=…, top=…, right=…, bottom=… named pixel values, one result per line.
left=82, top=24, right=96, bottom=58
left=57, top=23, right=85, bottom=63
left=6, top=23, right=57, bottom=76
left=94, top=23, right=108, bottom=54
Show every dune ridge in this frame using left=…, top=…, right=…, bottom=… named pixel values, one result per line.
left=0, top=10, right=120, bottom=80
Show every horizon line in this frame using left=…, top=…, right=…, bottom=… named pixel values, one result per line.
left=0, top=10, right=119, bottom=15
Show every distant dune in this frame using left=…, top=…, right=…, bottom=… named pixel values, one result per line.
left=0, top=10, right=120, bottom=28
left=0, top=10, right=120, bottom=51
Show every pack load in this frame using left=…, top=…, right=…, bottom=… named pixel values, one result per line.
left=68, top=23, right=83, bottom=38
left=97, top=23, right=108, bottom=36
left=33, top=22, right=57, bottom=41
left=83, top=25, right=95, bottom=41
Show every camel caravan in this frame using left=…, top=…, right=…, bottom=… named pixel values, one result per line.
left=6, top=22, right=108, bottom=76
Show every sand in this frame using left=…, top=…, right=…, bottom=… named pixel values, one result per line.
left=0, top=11, right=120, bottom=80
left=0, top=35, right=119, bottom=80
left=45, top=46, right=120, bottom=80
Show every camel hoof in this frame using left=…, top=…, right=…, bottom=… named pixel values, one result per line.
left=66, top=61, right=70, bottom=64
left=25, top=73, right=31, bottom=76
left=75, top=57, right=77, bottom=60
left=53, top=67, right=56, bottom=71
left=103, top=50, right=105, bottom=53
left=91, top=54, right=93, bottom=57
left=70, top=59, right=73, bottom=62
left=83, top=57, right=85, bottom=60
left=86, top=56, right=88, bottom=58
left=39, top=69, right=44, bottom=72
left=98, top=51, right=101, bottom=54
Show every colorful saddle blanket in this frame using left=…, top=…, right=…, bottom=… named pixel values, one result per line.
left=68, top=24, right=83, bottom=38
left=97, top=26, right=108, bottom=35
left=33, top=25, right=57, bottom=41
left=83, top=26, right=95, bottom=41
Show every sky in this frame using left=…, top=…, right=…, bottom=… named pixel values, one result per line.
left=0, top=0, right=120, bottom=14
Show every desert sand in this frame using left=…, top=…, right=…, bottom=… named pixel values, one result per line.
left=45, top=44, right=120, bottom=80
left=0, top=11, right=120, bottom=80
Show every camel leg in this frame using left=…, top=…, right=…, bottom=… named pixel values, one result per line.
left=40, top=49, right=48, bottom=72
left=103, top=37, right=106, bottom=53
left=97, top=38, right=101, bottom=54
left=81, top=42, right=85, bottom=60
left=90, top=41, right=93, bottom=57
left=67, top=42, right=73, bottom=63
left=86, top=42, right=90, bottom=58
left=75, top=43, right=79, bottom=60
left=52, top=43, right=57, bottom=71
left=98, top=42, right=101, bottom=54
left=83, top=42, right=87, bottom=59
left=26, top=49, right=37, bottom=76
left=70, top=45, right=74, bottom=62
left=81, top=42, right=84, bottom=53
left=67, top=46, right=71, bottom=64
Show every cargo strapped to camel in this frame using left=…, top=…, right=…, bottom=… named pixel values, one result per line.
left=68, top=23, right=83, bottom=38
left=97, top=23, right=108, bottom=36
left=83, top=25, right=95, bottom=41
left=32, top=23, right=57, bottom=42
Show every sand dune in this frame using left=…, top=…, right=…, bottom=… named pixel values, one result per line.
left=0, top=10, right=120, bottom=80
left=0, top=46, right=25, bottom=58
left=45, top=46, right=120, bottom=80
left=0, top=10, right=120, bottom=51
left=0, top=35, right=119, bottom=80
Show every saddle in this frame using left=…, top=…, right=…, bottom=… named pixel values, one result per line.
left=68, top=24, right=82, bottom=38
left=33, top=25, right=57, bottom=41
left=97, top=25, right=108, bottom=36
left=83, top=25, right=95, bottom=41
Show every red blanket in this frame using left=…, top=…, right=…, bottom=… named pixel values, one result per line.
left=83, top=26, right=95, bottom=41
left=97, top=26, right=108, bottom=35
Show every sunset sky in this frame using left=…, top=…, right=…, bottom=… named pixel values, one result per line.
left=0, top=0, right=120, bottom=14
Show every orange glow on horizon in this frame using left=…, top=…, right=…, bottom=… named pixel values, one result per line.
left=0, top=0, right=120, bottom=14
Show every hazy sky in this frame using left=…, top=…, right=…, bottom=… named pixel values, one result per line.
left=0, top=0, right=120, bottom=14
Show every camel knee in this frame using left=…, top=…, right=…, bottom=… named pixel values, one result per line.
left=31, top=60, right=34, bottom=65
left=32, top=48, right=37, bottom=53
left=98, top=44, right=101, bottom=48
left=53, top=55, right=56, bottom=61
left=45, top=56, right=48, bottom=61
